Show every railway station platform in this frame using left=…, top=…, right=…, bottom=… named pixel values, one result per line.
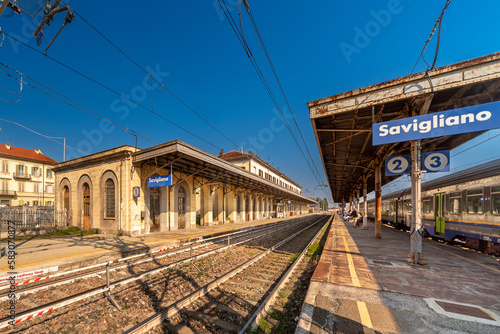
left=297, top=215, right=500, bottom=334
left=0, top=214, right=313, bottom=279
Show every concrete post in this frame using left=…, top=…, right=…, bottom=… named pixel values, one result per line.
left=408, top=140, right=426, bottom=265
left=202, top=185, right=213, bottom=226
left=216, top=187, right=223, bottom=223
left=227, top=191, right=235, bottom=222
left=168, top=186, right=175, bottom=230
left=375, top=158, right=382, bottom=239
left=249, top=194, right=254, bottom=221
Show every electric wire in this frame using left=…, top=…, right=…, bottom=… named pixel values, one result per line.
left=0, top=31, right=221, bottom=150
left=223, top=0, right=330, bottom=200
left=0, top=63, right=158, bottom=147
left=411, top=0, right=452, bottom=74
left=0, top=117, right=88, bottom=155
left=218, top=0, right=329, bottom=199
left=63, top=3, right=241, bottom=150
left=0, top=61, right=155, bottom=144
left=245, top=5, right=325, bottom=184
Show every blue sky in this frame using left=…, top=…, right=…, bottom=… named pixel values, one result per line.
left=0, top=0, right=499, bottom=203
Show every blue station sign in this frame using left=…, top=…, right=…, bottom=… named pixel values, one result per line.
left=422, top=151, right=450, bottom=173
left=372, top=101, right=500, bottom=146
left=147, top=175, right=173, bottom=187
left=385, top=155, right=411, bottom=176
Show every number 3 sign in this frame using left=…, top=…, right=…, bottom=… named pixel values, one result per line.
left=422, top=151, right=450, bottom=173
left=385, top=155, right=411, bottom=176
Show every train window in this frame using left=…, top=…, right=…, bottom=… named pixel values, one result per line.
left=422, top=197, right=431, bottom=213
left=404, top=200, right=412, bottom=212
left=491, top=186, right=500, bottom=215
left=467, top=188, right=483, bottom=214
left=449, top=191, right=461, bottom=214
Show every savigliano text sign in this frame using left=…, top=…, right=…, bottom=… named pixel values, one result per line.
left=372, top=101, right=500, bottom=145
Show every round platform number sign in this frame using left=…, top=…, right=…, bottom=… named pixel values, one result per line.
left=423, top=152, right=449, bottom=172
left=385, top=155, right=410, bottom=176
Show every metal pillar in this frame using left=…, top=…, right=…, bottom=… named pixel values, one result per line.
left=375, top=158, right=382, bottom=239
left=362, top=176, right=368, bottom=229
left=408, top=140, right=426, bottom=265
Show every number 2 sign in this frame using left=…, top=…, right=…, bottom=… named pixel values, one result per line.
left=385, top=155, right=411, bottom=176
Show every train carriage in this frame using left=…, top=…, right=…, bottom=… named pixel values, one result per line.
left=367, top=158, right=500, bottom=255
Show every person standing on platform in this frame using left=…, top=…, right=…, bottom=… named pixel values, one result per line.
left=351, top=208, right=358, bottom=227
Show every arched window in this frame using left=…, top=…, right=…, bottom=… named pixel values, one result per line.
left=105, top=179, right=115, bottom=218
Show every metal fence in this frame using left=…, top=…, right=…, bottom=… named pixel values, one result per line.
left=0, top=207, right=68, bottom=230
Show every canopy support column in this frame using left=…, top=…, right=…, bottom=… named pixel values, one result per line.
left=375, top=158, right=382, bottom=239
left=408, top=140, right=427, bottom=265
left=362, top=175, right=368, bottom=229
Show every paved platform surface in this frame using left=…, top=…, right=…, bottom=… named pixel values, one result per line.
left=297, top=215, right=500, bottom=334
left=0, top=215, right=311, bottom=278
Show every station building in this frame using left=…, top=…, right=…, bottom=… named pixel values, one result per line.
left=0, top=143, right=57, bottom=207
left=52, top=140, right=316, bottom=235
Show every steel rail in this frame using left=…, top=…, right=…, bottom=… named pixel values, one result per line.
left=0, top=217, right=292, bottom=298
left=0, top=216, right=309, bottom=329
left=240, top=214, right=332, bottom=333
left=121, top=215, right=327, bottom=334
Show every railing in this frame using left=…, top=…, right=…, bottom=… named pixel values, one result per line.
left=12, top=173, right=32, bottom=180
left=0, top=207, right=68, bottom=230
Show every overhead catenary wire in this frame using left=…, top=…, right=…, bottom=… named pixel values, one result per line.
left=0, top=117, right=88, bottom=155
left=411, top=0, right=452, bottom=74
left=217, top=0, right=330, bottom=200
left=62, top=4, right=241, bottom=150
left=0, top=31, right=222, bottom=150
left=220, top=0, right=330, bottom=200
left=244, top=3, right=325, bottom=187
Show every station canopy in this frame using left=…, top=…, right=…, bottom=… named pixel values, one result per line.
left=132, top=140, right=316, bottom=204
left=309, top=53, right=500, bottom=203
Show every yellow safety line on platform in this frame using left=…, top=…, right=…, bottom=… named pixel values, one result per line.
left=339, top=221, right=373, bottom=332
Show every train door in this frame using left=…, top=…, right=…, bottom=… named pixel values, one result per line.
left=434, top=193, right=445, bottom=234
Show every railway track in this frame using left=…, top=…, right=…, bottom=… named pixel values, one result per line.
left=0, top=215, right=323, bottom=333
left=123, top=214, right=332, bottom=334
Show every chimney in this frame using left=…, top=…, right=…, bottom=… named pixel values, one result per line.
left=35, top=148, right=42, bottom=155
left=219, top=149, right=224, bottom=158
left=5, top=143, right=10, bottom=150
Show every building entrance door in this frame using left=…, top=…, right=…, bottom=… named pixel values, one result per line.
left=83, top=183, right=90, bottom=231
left=64, top=186, right=70, bottom=224
left=150, top=190, right=160, bottom=232
left=178, top=186, right=186, bottom=229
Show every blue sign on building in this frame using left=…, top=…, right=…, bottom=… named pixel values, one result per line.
left=385, top=155, right=411, bottom=176
left=133, top=187, right=141, bottom=198
left=422, top=151, right=450, bottom=173
left=373, top=101, right=500, bottom=145
left=147, top=175, right=173, bottom=187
